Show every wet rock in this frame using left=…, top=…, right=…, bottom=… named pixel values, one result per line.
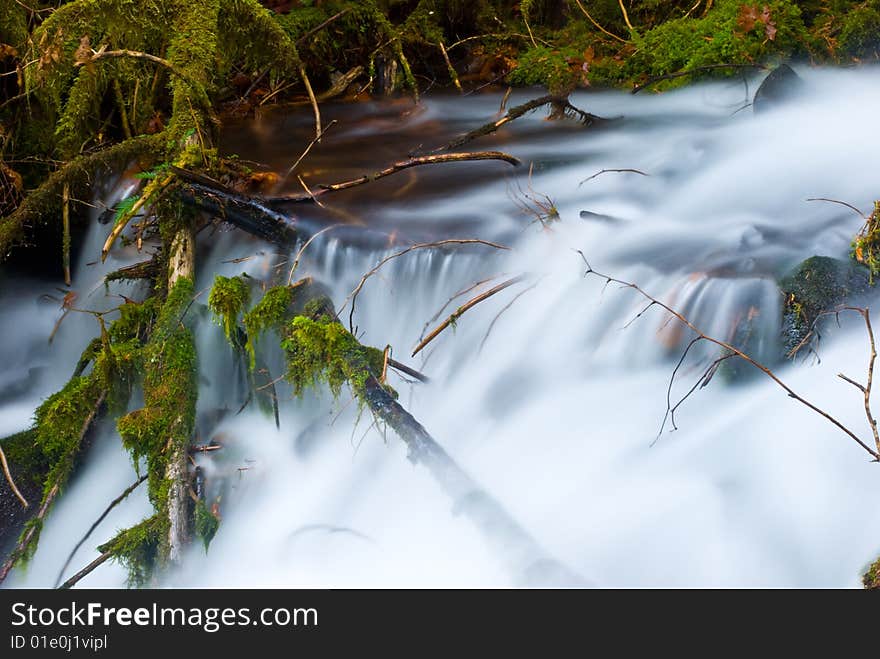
left=779, top=255, right=871, bottom=353
left=753, top=64, right=804, bottom=114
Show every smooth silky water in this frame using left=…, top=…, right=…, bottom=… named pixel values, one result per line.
left=4, top=66, right=880, bottom=587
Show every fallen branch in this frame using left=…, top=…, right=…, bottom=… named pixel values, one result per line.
left=412, top=275, right=527, bottom=357
left=0, top=444, right=28, bottom=509
left=266, top=151, right=521, bottom=204
left=57, top=551, right=112, bottom=590
left=53, top=474, right=148, bottom=588
left=429, top=95, right=607, bottom=153
left=341, top=239, right=510, bottom=333
left=580, top=168, right=650, bottom=186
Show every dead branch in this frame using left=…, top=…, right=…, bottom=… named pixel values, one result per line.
left=419, top=275, right=503, bottom=343
left=806, top=197, right=867, bottom=219
left=341, top=239, right=510, bottom=333
left=75, top=45, right=194, bottom=86
left=577, top=252, right=880, bottom=461
left=295, top=8, right=352, bottom=46
left=412, top=275, right=527, bottom=357
left=266, top=151, right=521, bottom=203
left=429, top=95, right=607, bottom=153
left=53, top=474, right=148, bottom=588
left=580, top=168, right=650, bottom=186
left=0, top=444, right=28, bottom=509
left=572, top=0, right=628, bottom=42
left=57, top=550, right=112, bottom=590
left=280, top=120, right=338, bottom=186
left=386, top=357, right=430, bottom=383
left=479, top=278, right=542, bottom=352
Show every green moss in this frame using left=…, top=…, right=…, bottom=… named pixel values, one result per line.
left=208, top=274, right=250, bottom=344
left=116, top=276, right=197, bottom=560
left=864, top=554, right=880, bottom=589
left=852, top=202, right=880, bottom=280
left=839, top=5, right=880, bottom=59
left=0, top=429, right=47, bottom=491
left=194, top=499, right=219, bottom=551
left=508, top=45, right=585, bottom=93
left=281, top=314, right=387, bottom=399
left=626, top=0, right=808, bottom=88
left=98, top=515, right=163, bottom=587
left=242, top=284, right=295, bottom=369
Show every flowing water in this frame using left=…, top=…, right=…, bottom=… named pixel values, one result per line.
left=4, top=67, right=880, bottom=587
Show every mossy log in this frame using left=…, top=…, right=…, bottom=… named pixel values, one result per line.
left=236, top=280, right=584, bottom=586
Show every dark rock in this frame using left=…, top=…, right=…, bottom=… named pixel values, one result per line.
left=753, top=64, right=804, bottom=114
left=779, top=255, right=872, bottom=353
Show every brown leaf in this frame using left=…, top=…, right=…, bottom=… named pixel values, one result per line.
left=737, top=4, right=759, bottom=33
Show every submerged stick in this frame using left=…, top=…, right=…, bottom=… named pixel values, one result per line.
left=53, top=474, right=148, bottom=588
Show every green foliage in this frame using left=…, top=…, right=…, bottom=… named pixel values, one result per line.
left=839, top=5, right=880, bottom=59
left=98, top=515, right=162, bottom=587
left=117, top=277, right=197, bottom=530
left=242, top=284, right=295, bottom=369
left=194, top=499, right=219, bottom=551
left=281, top=314, right=386, bottom=399
left=852, top=202, right=880, bottom=280
left=208, top=274, right=250, bottom=344
left=864, top=554, right=880, bottom=589
left=507, top=45, right=585, bottom=92
left=626, top=0, right=807, bottom=87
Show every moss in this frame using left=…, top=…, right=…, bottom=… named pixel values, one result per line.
left=864, top=554, right=880, bottom=589
left=98, top=515, right=162, bottom=587
left=117, top=277, right=196, bottom=511
left=780, top=255, right=872, bottom=353
left=507, top=45, right=586, bottom=93
left=281, top=314, right=388, bottom=400
left=208, top=274, right=250, bottom=344
left=626, top=0, right=808, bottom=89
left=0, top=429, right=47, bottom=491
left=194, top=498, right=219, bottom=551
left=839, top=5, right=880, bottom=60
left=242, top=284, right=295, bottom=369
left=852, top=201, right=880, bottom=279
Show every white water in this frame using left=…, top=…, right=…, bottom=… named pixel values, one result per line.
left=4, top=67, right=880, bottom=587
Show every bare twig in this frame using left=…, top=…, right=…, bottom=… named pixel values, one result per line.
left=572, top=0, right=629, bottom=42
left=577, top=252, right=880, bottom=460
left=57, top=551, right=112, bottom=590
left=287, top=224, right=342, bottom=284
left=295, top=8, right=351, bottom=46
left=53, top=474, right=148, bottom=588
left=580, top=168, right=650, bottom=186
left=0, top=445, right=28, bottom=509
left=280, top=120, right=337, bottom=186
left=806, top=197, right=867, bottom=219
left=341, top=239, right=510, bottom=333
left=76, top=46, right=194, bottom=85
left=267, top=152, right=520, bottom=203
left=479, top=278, right=542, bottom=352
left=412, top=275, right=527, bottom=356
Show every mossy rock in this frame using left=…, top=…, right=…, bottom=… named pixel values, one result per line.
left=779, top=256, right=872, bottom=352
